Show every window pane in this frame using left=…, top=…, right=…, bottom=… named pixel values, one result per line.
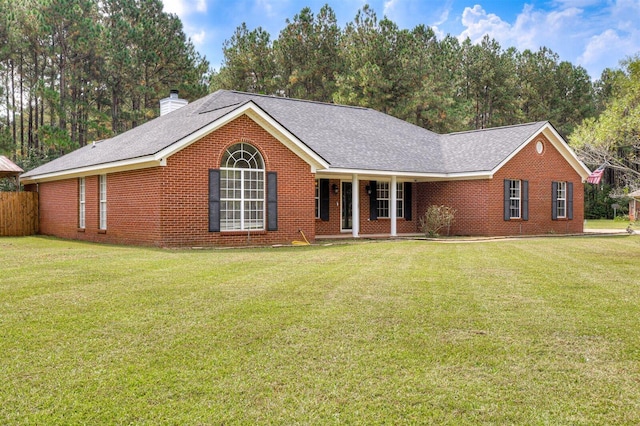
left=220, top=143, right=265, bottom=231
left=99, top=175, right=107, bottom=229
left=377, top=181, right=404, bottom=218
left=315, top=180, right=320, bottom=219
left=221, top=200, right=242, bottom=230
left=509, top=180, right=521, bottom=219
left=557, top=182, right=566, bottom=218
left=377, top=182, right=389, bottom=218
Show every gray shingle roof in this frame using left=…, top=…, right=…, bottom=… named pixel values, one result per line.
left=22, top=90, right=549, bottom=179
left=440, top=122, right=548, bottom=173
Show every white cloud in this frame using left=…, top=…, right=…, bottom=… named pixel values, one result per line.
left=162, top=0, right=185, bottom=16
left=453, top=1, right=640, bottom=78
left=383, top=0, right=400, bottom=16
left=434, top=1, right=452, bottom=26
left=579, top=28, right=639, bottom=74
left=161, top=0, right=207, bottom=17
left=459, top=5, right=512, bottom=43
left=191, top=29, right=207, bottom=46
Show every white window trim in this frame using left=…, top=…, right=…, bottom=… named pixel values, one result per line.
left=377, top=181, right=404, bottom=218
left=509, top=179, right=521, bottom=219
left=556, top=181, right=567, bottom=219
left=99, top=174, right=107, bottom=230
left=79, top=177, right=85, bottom=229
left=220, top=143, right=266, bottom=232
left=315, top=179, right=320, bottom=219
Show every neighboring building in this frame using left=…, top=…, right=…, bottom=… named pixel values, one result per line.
left=0, top=155, right=23, bottom=180
left=20, top=90, right=591, bottom=247
left=629, top=190, right=640, bottom=222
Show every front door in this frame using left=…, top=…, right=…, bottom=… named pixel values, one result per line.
left=341, top=181, right=352, bottom=231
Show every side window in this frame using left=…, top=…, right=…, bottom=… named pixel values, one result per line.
left=504, top=179, right=528, bottom=220
left=509, top=179, right=521, bottom=219
left=79, top=177, right=86, bottom=229
left=99, top=175, right=107, bottom=230
left=556, top=182, right=567, bottom=218
left=552, top=181, right=573, bottom=220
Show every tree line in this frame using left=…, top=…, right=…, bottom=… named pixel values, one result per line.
left=211, top=4, right=601, bottom=137
left=2, top=2, right=637, bottom=202
left=211, top=4, right=639, bottom=202
left=0, top=0, right=209, bottom=165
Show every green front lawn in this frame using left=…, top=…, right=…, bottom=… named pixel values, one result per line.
left=1, top=236, right=640, bottom=424
left=584, top=218, right=635, bottom=229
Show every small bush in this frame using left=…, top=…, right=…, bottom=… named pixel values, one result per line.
left=420, top=205, right=456, bottom=237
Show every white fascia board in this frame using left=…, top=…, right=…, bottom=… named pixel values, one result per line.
left=490, top=122, right=591, bottom=180
left=316, top=168, right=492, bottom=181
left=155, top=101, right=329, bottom=170
left=541, top=125, right=591, bottom=179
left=20, top=157, right=162, bottom=185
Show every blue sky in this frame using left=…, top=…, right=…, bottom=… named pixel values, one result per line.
left=161, top=0, right=640, bottom=79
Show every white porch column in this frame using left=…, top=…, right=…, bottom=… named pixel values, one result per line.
left=390, top=175, right=397, bottom=237
left=352, top=174, right=360, bottom=238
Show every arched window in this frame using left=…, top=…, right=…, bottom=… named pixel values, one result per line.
left=220, top=143, right=265, bottom=231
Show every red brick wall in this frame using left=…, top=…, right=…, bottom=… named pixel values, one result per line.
left=101, top=168, right=164, bottom=245
left=38, top=178, right=79, bottom=239
left=417, top=134, right=584, bottom=236
left=158, top=114, right=315, bottom=247
left=416, top=179, right=490, bottom=236
left=35, top=114, right=315, bottom=247
left=38, top=172, right=164, bottom=245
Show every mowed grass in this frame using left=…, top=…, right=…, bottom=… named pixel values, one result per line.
left=584, top=219, right=635, bottom=229
left=1, top=236, right=640, bottom=424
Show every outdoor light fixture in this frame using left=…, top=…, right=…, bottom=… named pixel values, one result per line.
left=366, top=185, right=372, bottom=195
left=332, top=184, right=339, bottom=194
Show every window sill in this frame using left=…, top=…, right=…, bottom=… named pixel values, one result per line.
left=98, top=229, right=107, bottom=234
left=219, top=230, right=267, bottom=236
left=77, top=228, right=85, bottom=233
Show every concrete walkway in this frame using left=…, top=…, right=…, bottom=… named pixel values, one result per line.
left=584, top=228, right=634, bottom=235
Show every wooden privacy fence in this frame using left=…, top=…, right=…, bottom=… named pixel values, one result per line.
left=0, top=192, right=39, bottom=236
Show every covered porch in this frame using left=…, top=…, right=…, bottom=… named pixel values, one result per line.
left=314, top=171, right=430, bottom=239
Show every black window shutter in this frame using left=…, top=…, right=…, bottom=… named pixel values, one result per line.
left=504, top=180, right=511, bottom=221
left=209, top=169, right=220, bottom=232
left=567, top=182, right=574, bottom=220
left=267, top=172, right=278, bottom=231
left=319, top=179, right=330, bottom=221
left=404, top=182, right=412, bottom=220
left=369, top=180, right=378, bottom=220
left=522, top=180, right=529, bottom=221
left=552, top=181, right=558, bottom=220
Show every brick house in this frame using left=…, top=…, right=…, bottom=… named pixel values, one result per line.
left=20, top=90, right=591, bottom=247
